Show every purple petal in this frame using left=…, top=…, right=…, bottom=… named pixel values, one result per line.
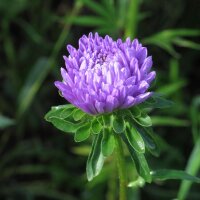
left=67, top=45, right=77, bottom=56
left=105, top=95, right=119, bottom=112
left=135, top=92, right=152, bottom=105
left=125, top=76, right=136, bottom=86
left=145, top=71, right=156, bottom=84
left=140, top=56, right=153, bottom=74
left=121, top=96, right=135, bottom=108
left=137, top=80, right=149, bottom=94
left=95, top=101, right=105, bottom=113
left=137, top=47, right=147, bottom=64
left=60, top=68, right=74, bottom=87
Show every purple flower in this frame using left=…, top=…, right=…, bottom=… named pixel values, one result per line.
left=55, top=33, right=156, bottom=115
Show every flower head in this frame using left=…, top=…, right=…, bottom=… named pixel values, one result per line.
left=55, top=33, right=156, bottom=115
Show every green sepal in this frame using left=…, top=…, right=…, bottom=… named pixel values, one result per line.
left=129, top=106, right=141, bottom=118
left=122, top=134, right=152, bottom=183
left=86, top=133, right=105, bottom=181
left=133, top=112, right=152, bottom=127
left=45, top=104, right=85, bottom=133
left=139, top=127, right=160, bottom=157
left=73, top=109, right=86, bottom=121
left=60, top=107, right=76, bottom=119
left=124, top=125, right=145, bottom=153
left=91, top=118, right=102, bottom=134
left=74, top=122, right=91, bottom=142
left=45, top=104, right=75, bottom=121
left=113, top=115, right=125, bottom=134
left=102, top=114, right=112, bottom=127
left=140, top=93, right=174, bottom=109
left=50, top=117, right=84, bottom=133
left=101, top=128, right=115, bottom=156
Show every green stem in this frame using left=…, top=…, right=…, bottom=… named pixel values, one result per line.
left=106, top=158, right=117, bottom=200
left=114, top=134, right=127, bottom=200
left=124, top=0, right=139, bottom=39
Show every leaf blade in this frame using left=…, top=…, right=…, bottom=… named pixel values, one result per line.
left=178, top=138, right=200, bottom=200
left=151, top=169, right=200, bottom=183
left=113, top=115, right=125, bottom=134
left=74, top=122, right=91, bottom=142
left=0, top=115, right=15, bottom=129
left=122, top=134, right=151, bottom=182
left=50, top=117, right=83, bottom=133
left=133, top=113, right=152, bottom=127
left=125, top=126, right=145, bottom=153
left=86, top=133, right=105, bottom=181
left=101, top=128, right=115, bottom=156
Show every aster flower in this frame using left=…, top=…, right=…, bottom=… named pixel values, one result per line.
left=55, top=33, right=156, bottom=115
left=45, top=32, right=160, bottom=184
left=45, top=33, right=198, bottom=200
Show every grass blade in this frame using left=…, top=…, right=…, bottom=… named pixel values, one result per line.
left=17, top=57, right=50, bottom=117
left=151, top=169, right=200, bottom=182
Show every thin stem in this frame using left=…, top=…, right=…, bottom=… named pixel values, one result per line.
left=114, top=134, right=127, bottom=200
left=124, top=0, right=139, bottom=39
left=106, top=157, right=117, bottom=200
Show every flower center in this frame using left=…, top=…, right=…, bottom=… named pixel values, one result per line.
left=95, top=52, right=108, bottom=65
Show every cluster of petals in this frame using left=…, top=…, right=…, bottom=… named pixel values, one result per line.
left=55, top=33, right=156, bottom=115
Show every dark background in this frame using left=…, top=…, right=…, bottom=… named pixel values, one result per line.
left=0, top=0, right=200, bottom=199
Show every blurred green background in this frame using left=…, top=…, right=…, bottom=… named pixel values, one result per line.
left=0, top=0, right=200, bottom=199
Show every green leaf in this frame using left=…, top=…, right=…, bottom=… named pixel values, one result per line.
left=71, top=16, right=107, bottom=26
left=102, top=114, right=112, bottom=127
left=190, top=96, right=200, bottom=142
left=80, top=0, right=110, bottom=18
left=141, top=127, right=160, bottom=157
left=133, top=113, right=152, bottom=127
left=60, top=107, right=76, bottom=119
left=45, top=104, right=75, bottom=121
left=151, top=169, right=200, bottom=183
left=45, top=105, right=84, bottom=133
left=73, top=109, right=86, bottom=121
left=101, top=128, right=115, bottom=156
left=142, top=93, right=174, bottom=109
left=91, top=118, right=102, bottom=134
left=0, top=0, right=28, bottom=19
left=86, top=133, right=105, bottom=181
left=16, top=19, right=43, bottom=44
left=178, top=138, right=200, bottom=200
left=143, top=29, right=200, bottom=57
left=139, top=127, right=160, bottom=157
left=74, top=122, right=91, bottom=142
left=129, top=106, right=141, bottom=118
left=173, top=38, right=200, bottom=50
left=157, top=80, right=187, bottom=97
left=137, top=127, right=155, bottom=149
left=122, top=134, right=151, bottom=182
left=125, top=126, right=145, bottom=153
left=143, top=32, right=180, bottom=57
left=94, top=27, right=115, bottom=35
left=0, top=115, right=15, bottom=129
left=17, top=58, right=51, bottom=118
left=50, top=117, right=83, bottom=133
left=151, top=116, right=189, bottom=127
left=113, top=115, right=125, bottom=134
